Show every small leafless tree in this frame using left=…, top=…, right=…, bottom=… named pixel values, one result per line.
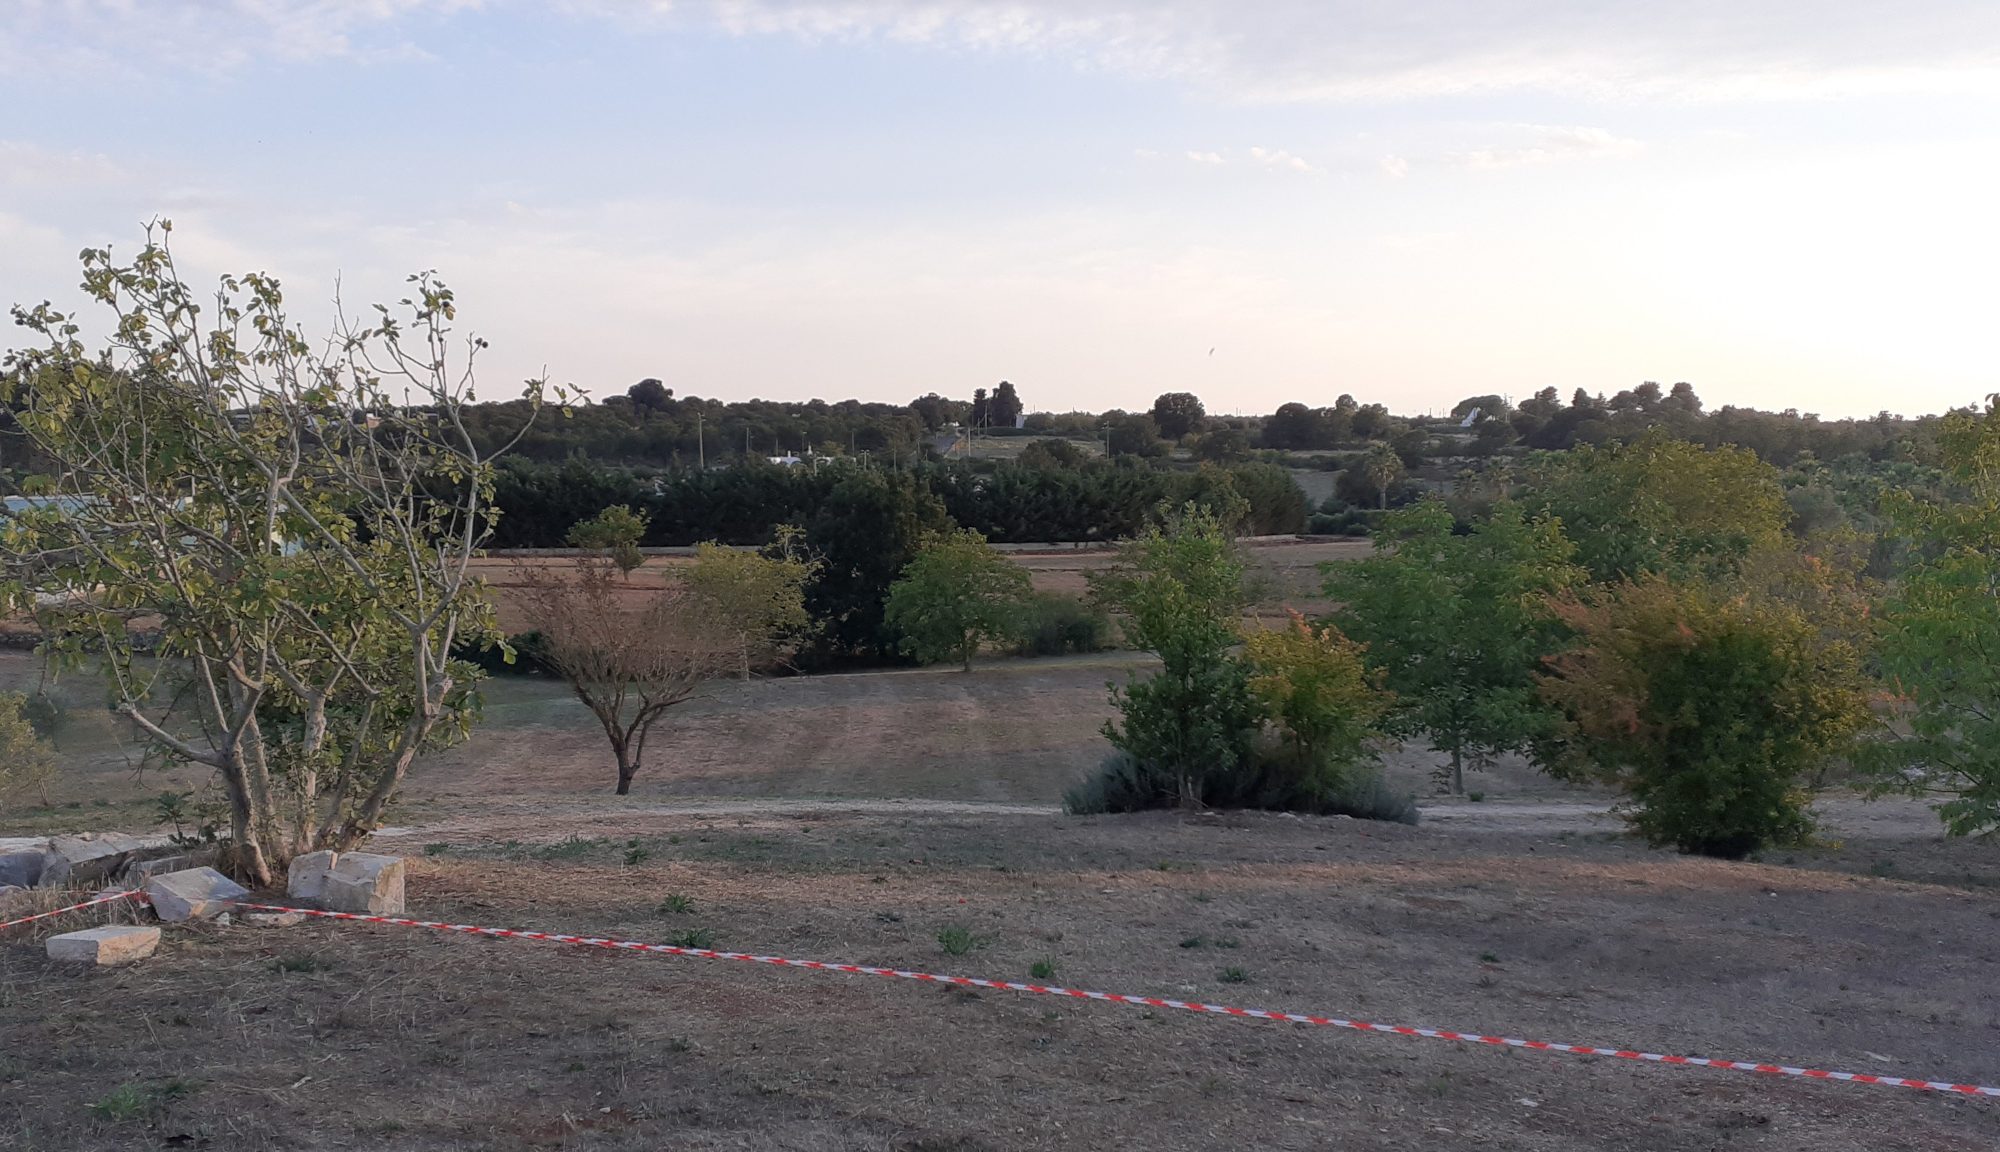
left=512, top=557, right=739, bottom=794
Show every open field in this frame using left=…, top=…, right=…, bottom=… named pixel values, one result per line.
left=6, top=654, right=2000, bottom=1150
left=470, top=537, right=1371, bottom=632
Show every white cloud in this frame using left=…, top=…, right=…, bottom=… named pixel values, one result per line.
left=1184, top=150, right=1224, bottom=165
left=1247, top=146, right=1314, bottom=173
left=1453, top=124, right=1643, bottom=170
left=1378, top=154, right=1409, bottom=179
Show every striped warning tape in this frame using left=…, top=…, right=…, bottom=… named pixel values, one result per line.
left=230, top=900, right=2000, bottom=1099
left=0, top=888, right=146, bottom=932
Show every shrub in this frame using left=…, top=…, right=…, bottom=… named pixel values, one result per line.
left=1063, top=751, right=1166, bottom=815
left=0, top=693, right=57, bottom=811
left=1538, top=577, right=1869, bottom=858
left=935, top=925, right=981, bottom=955
left=567, top=504, right=651, bottom=574
left=1012, top=593, right=1112, bottom=657
left=460, top=630, right=552, bottom=676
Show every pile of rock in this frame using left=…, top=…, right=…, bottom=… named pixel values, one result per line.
left=26, top=845, right=409, bottom=969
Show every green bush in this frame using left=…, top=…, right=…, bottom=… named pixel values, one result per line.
left=1012, top=593, right=1112, bottom=656
left=1063, top=751, right=1165, bottom=814
left=1062, top=745, right=1418, bottom=824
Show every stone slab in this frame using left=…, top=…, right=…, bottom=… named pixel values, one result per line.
left=0, top=849, right=46, bottom=889
left=144, top=867, right=248, bottom=922
left=286, top=850, right=337, bottom=902
left=243, top=910, right=306, bottom=928
left=46, top=924, right=160, bottom=966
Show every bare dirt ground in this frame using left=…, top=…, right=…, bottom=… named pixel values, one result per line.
left=7, top=655, right=2000, bottom=1150
left=7, top=808, right=2000, bottom=1151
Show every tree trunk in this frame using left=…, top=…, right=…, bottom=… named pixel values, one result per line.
left=616, top=753, right=637, bottom=795
left=1450, top=744, right=1464, bottom=795
left=962, top=635, right=974, bottom=674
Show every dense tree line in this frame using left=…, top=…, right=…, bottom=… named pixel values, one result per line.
left=489, top=457, right=1307, bottom=549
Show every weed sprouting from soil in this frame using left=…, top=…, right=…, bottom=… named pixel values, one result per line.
left=936, top=925, right=982, bottom=955
left=658, top=893, right=695, bottom=915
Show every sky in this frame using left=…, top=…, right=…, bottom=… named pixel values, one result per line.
left=3, top=1, right=1998, bottom=419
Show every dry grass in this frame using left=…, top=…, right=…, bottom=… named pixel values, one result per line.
left=6, top=811, right=2000, bottom=1150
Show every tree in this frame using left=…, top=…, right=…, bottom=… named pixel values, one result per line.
left=884, top=528, right=1031, bottom=671
left=801, top=466, right=950, bottom=663
left=909, top=393, right=961, bottom=431
left=0, top=693, right=57, bottom=811
left=1018, top=438, right=1087, bottom=468
left=1357, top=443, right=1404, bottom=510
left=1242, top=611, right=1385, bottom=795
left=1326, top=500, right=1581, bottom=793
left=1521, top=430, right=1788, bottom=584
left=685, top=527, right=819, bottom=678
left=1261, top=402, right=1324, bottom=450
left=567, top=505, right=650, bottom=574
left=1089, top=502, right=1257, bottom=805
left=1193, top=427, right=1250, bottom=463
left=970, top=388, right=990, bottom=430
left=628, top=378, right=672, bottom=415
left=0, top=223, right=558, bottom=883
left=1538, top=577, right=1870, bottom=857
left=1451, top=394, right=1511, bottom=422
left=1873, top=399, right=2000, bottom=834
left=1150, top=392, right=1206, bottom=441
left=1105, top=412, right=1166, bottom=457
left=989, top=380, right=1023, bottom=429
left=513, top=557, right=737, bottom=794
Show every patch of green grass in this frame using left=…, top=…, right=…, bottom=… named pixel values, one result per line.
left=1217, top=967, right=1249, bottom=984
left=657, top=893, right=695, bottom=915
left=1214, top=937, right=1240, bottom=950
left=1467, top=791, right=1485, bottom=803
left=422, top=842, right=450, bottom=857
left=667, top=928, right=716, bottom=949
left=1179, top=935, right=1205, bottom=949
left=1191, top=891, right=1212, bottom=904
left=88, top=1079, right=195, bottom=1122
left=1868, top=859, right=1896, bottom=878
left=936, top=925, right=983, bottom=956
left=271, top=953, right=332, bottom=974
left=623, top=845, right=651, bottom=866
left=1154, top=860, right=1197, bottom=873
left=1029, top=958, right=1057, bottom=980
left=1478, top=951, right=1500, bottom=964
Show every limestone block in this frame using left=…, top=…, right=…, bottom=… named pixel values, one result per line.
left=46, top=925, right=160, bottom=966
left=286, top=850, right=337, bottom=902
left=46, top=834, right=150, bottom=886
left=144, top=867, right=248, bottom=923
left=321, top=853, right=405, bottom=914
left=0, top=849, right=47, bottom=889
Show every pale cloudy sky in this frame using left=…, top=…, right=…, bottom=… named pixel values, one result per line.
left=3, top=1, right=1998, bottom=417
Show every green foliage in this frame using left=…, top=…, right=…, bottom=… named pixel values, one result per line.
left=668, top=928, right=717, bottom=949
left=1356, top=443, right=1404, bottom=510
left=1225, top=462, right=1309, bottom=534
left=1150, top=392, right=1206, bottom=441
left=686, top=528, right=820, bottom=675
left=1242, top=612, right=1386, bottom=796
left=935, top=924, right=982, bottom=955
left=566, top=504, right=650, bottom=573
left=1029, top=958, right=1057, bottom=980
left=884, top=528, right=1032, bottom=671
left=1326, top=500, right=1581, bottom=793
left=0, top=224, right=544, bottom=881
left=1090, top=503, right=1258, bottom=805
left=1105, top=413, right=1168, bottom=457
left=658, top=893, right=696, bottom=915
left=1874, top=399, right=2000, bottom=834
left=1010, top=593, right=1112, bottom=657
left=1538, top=577, right=1871, bottom=858
left=801, top=468, right=951, bottom=663
left=0, top=692, right=57, bottom=811
left=1521, top=430, right=1789, bottom=584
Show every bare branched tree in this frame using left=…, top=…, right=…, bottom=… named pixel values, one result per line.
left=512, top=556, right=739, bottom=794
left=0, top=222, right=562, bottom=884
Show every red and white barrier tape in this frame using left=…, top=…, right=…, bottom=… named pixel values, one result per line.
left=231, top=900, right=2000, bottom=1099
left=0, top=888, right=146, bottom=932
